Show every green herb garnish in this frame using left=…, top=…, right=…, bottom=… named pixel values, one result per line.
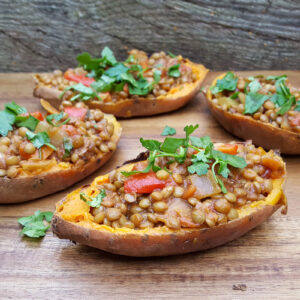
left=63, top=137, right=73, bottom=158
left=26, top=131, right=57, bottom=151
left=14, top=115, right=39, bottom=131
left=122, top=125, right=247, bottom=193
left=80, top=189, right=106, bottom=208
left=18, top=211, right=53, bottom=238
left=210, top=72, right=238, bottom=94
left=244, top=92, right=269, bottom=115
left=167, top=51, right=177, bottom=58
left=161, top=125, right=176, bottom=136
left=168, top=64, right=181, bottom=78
left=46, top=112, right=70, bottom=127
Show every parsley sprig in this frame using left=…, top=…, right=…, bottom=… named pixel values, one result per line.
left=18, top=210, right=53, bottom=238
left=122, top=125, right=247, bottom=193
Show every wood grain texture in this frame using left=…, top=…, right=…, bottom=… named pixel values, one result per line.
left=0, top=71, right=300, bottom=299
left=0, top=0, right=300, bottom=72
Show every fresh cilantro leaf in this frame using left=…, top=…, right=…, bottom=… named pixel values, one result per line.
left=167, top=51, right=177, bottom=58
left=0, top=110, right=15, bottom=136
left=61, top=83, right=101, bottom=102
left=77, top=52, right=103, bottom=71
left=230, top=91, right=240, bottom=99
left=218, top=161, right=230, bottom=178
left=15, top=115, right=39, bottom=131
left=210, top=72, right=238, bottom=94
left=294, top=101, right=300, bottom=111
left=191, top=150, right=211, bottom=163
left=91, top=75, right=115, bottom=93
left=153, top=69, right=161, bottom=83
left=125, top=55, right=136, bottom=63
left=277, top=95, right=296, bottom=115
left=161, top=125, right=176, bottom=136
left=121, top=72, right=139, bottom=87
left=104, top=63, right=129, bottom=80
left=5, top=102, right=27, bottom=115
left=63, top=137, right=73, bottom=158
left=188, top=162, right=209, bottom=176
left=266, top=75, right=287, bottom=81
left=101, top=46, right=117, bottom=66
left=168, top=64, right=180, bottom=78
left=26, top=131, right=57, bottom=151
left=211, top=150, right=247, bottom=169
left=244, top=92, right=269, bottom=114
left=46, top=112, right=70, bottom=127
left=248, top=80, right=261, bottom=93
left=18, top=210, right=53, bottom=238
left=140, top=138, right=161, bottom=151
left=80, top=189, right=106, bottom=208
left=190, top=136, right=212, bottom=149
left=270, top=93, right=286, bottom=107
left=160, top=137, right=185, bottom=153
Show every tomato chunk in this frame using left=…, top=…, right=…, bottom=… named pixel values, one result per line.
left=64, top=69, right=95, bottom=86
left=21, top=112, right=44, bottom=121
left=124, top=172, right=168, bottom=194
left=64, top=107, right=87, bottom=121
left=215, top=144, right=238, bottom=155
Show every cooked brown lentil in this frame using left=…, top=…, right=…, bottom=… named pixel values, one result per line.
left=0, top=102, right=116, bottom=178
left=211, top=74, right=300, bottom=133
left=88, top=142, right=284, bottom=231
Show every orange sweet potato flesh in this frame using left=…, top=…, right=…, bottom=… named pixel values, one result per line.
left=206, top=73, right=300, bottom=154
left=0, top=114, right=122, bottom=204
left=33, top=60, right=209, bottom=118
left=52, top=152, right=287, bottom=257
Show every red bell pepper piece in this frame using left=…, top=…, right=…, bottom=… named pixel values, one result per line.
left=64, top=107, right=87, bottom=121
left=124, top=171, right=168, bottom=194
left=64, top=70, right=95, bottom=87
left=215, top=144, right=238, bottom=155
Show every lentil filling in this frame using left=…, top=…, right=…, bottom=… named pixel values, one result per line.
left=0, top=101, right=117, bottom=178
left=62, top=126, right=285, bottom=231
left=209, top=73, right=300, bottom=133
left=34, top=48, right=197, bottom=104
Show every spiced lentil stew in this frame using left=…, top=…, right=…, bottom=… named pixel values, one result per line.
left=34, top=48, right=197, bottom=103
left=62, top=126, right=285, bottom=231
left=209, top=72, right=300, bottom=133
left=0, top=101, right=117, bottom=178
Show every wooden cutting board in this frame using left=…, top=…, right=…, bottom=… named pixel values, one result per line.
left=0, top=71, right=299, bottom=299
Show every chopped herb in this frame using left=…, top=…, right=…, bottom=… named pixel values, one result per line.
left=248, top=80, right=261, bottom=93
left=26, top=131, right=57, bottom=151
left=266, top=75, right=287, bottom=81
left=168, top=64, right=181, bottom=78
left=294, top=101, right=300, bottom=111
left=167, top=51, right=177, bottom=58
left=5, top=101, right=27, bottom=115
left=0, top=110, right=15, bottom=136
left=60, top=83, right=101, bottom=102
left=230, top=91, right=240, bottom=99
left=46, top=112, right=70, bottom=127
left=122, top=125, right=246, bottom=193
left=80, top=189, right=106, bottom=208
left=14, top=115, right=39, bottom=131
left=244, top=92, right=269, bottom=115
left=18, top=210, right=53, bottom=238
left=210, top=72, right=238, bottom=94
left=161, top=125, right=176, bottom=136
left=63, top=137, right=73, bottom=158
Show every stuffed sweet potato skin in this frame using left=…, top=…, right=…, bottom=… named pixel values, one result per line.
left=52, top=151, right=286, bottom=257
left=206, top=73, right=300, bottom=154
left=0, top=115, right=121, bottom=204
left=33, top=61, right=209, bottom=118
left=52, top=202, right=280, bottom=257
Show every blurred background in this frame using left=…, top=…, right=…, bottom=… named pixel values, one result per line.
left=0, top=0, right=299, bottom=72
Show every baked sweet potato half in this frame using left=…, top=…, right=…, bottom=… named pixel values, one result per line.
left=52, top=125, right=286, bottom=256
left=206, top=72, right=300, bottom=154
left=0, top=101, right=121, bottom=203
left=33, top=47, right=209, bottom=118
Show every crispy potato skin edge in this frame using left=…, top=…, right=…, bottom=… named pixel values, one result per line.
left=33, top=62, right=209, bottom=118
left=52, top=203, right=280, bottom=257
left=206, top=73, right=300, bottom=154
left=0, top=115, right=122, bottom=204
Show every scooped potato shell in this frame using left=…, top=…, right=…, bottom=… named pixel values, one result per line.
left=52, top=159, right=286, bottom=257
left=0, top=114, right=121, bottom=204
left=34, top=61, right=209, bottom=118
left=206, top=73, right=300, bottom=154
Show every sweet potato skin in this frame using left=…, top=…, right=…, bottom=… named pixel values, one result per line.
left=206, top=73, right=300, bottom=154
left=51, top=149, right=286, bottom=257
left=33, top=61, right=209, bottom=118
left=0, top=115, right=122, bottom=204
left=52, top=203, right=280, bottom=257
